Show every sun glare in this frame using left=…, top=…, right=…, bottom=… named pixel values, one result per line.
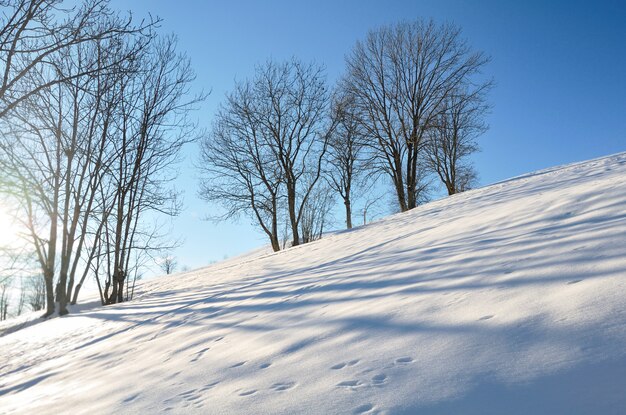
left=0, top=206, right=23, bottom=249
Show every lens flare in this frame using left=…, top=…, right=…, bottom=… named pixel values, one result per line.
left=0, top=207, right=22, bottom=249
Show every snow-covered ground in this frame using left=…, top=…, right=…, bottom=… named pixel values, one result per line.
left=1, top=153, right=625, bottom=414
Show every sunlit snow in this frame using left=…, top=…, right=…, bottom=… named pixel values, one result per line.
left=1, top=153, right=625, bottom=414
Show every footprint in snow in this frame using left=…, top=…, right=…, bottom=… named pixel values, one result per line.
left=371, top=373, right=387, bottom=386
left=191, top=347, right=210, bottom=362
left=567, top=279, right=583, bottom=285
left=395, top=357, right=413, bottom=365
left=478, top=315, right=494, bottom=321
left=123, top=393, right=140, bottom=403
left=199, top=381, right=220, bottom=392
left=179, top=389, right=199, bottom=400
left=354, top=403, right=375, bottom=414
left=337, top=380, right=363, bottom=389
left=259, top=362, right=272, bottom=369
left=230, top=361, right=246, bottom=368
left=271, top=381, right=296, bottom=391
left=170, top=389, right=205, bottom=408
left=331, top=359, right=360, bottom=370
left=214, top=336, right=225, bottom=342
left=239, top=389, right=257, bottom=397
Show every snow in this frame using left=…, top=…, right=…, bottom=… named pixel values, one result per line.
left=1, top=152, right=626, bottom=414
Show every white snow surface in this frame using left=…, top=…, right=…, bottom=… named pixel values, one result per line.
left=1, top=153, right=626, bottom=414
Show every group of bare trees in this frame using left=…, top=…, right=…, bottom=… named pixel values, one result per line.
left=199, top=60, right=333, bottom=251
left=200, top=19, right=491, bottom=250
left=342, top=20, right=492, bottom=209
left=0, top=247, right=44, bottom=320
left=0, top=0, right=200, bottom=316
left=0, top=274, right=45, bottom=321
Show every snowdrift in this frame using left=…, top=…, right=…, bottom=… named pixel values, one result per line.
left=1, top=153, right=626, bottom=414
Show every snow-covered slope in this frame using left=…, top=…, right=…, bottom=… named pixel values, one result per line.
left=1, top=153, right=626, bottom=414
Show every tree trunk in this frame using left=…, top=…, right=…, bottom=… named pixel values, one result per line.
left=42, top=269, right=55, bottom=318
left=345, top=198, right=352, bottom=229
left=116, top=278, right=124, bottom=303
left=446, top=182, right=455, bottom=196
left=287, top=182, right=300, bottom=246
left=58, top=269, right=69, bottom=315
left=270, top=202, right=280, bottom=252
left=71, top=282, right=82, bottom=305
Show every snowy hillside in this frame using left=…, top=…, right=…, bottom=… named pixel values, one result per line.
left=1, top=153, right=626, bottom=414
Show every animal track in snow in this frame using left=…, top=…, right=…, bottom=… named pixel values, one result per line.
left=239, top=389, right=257, bottom=396
left=123, top=393, right=140, bottom=403
left=259, top=362, right=272, bottom=369
left=230, top=361, right=246, bottom=368
left=179, top=389, right=202, bottom=401
left=331, top=359, right=360, bottom=370
left=337, top=380, right=363, bottom=389
left=395, top=356, right=413, bottom=364
left=191, top=347, right=210, bottom=362
left=199, top=381, right=220, bottom=392
left=478, top=315, right=494, bottom=321
left=371, top=373, right=387, bottom=385
left=567, top=279, right=583, bottom=285
left=354, top=403, right=375, bottom=414
left=163, top=388, right=206, bottom=410
left=270, top=381, right=296, bottom=391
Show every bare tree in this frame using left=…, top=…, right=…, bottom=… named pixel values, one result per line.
left=0, top=5, right=197, bottom=315
left=426, top=87, right=490, bottom=195
left=0, top=22, right=151, bottom=315
left=199, top=81, right=284, bottom=251
left=0, top=280, right=8, bottom=320
left=0, top=245, right=31, bottom=318
left=98, top=35, right=202, bottom=305
left=342, top=19, right=491, bottom=211
left=360, top=194, right=385, bottom=226
left=27, top=274, right=45, bottom=311
left=160, top=253, right=177, bottom=275
left=300, top=183, right=334, bottom=243
left=326, top=93, right=369, bottom=229
left=260, top=60, right=333, bottom=246
left=200, top=59, right=332, bottom=248
left=0, top=0, right=156, bottom=119
left=16, top=276, right=26, bottom=315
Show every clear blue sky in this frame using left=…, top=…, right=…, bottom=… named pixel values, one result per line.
left=110, top=0, right=626, bottom=271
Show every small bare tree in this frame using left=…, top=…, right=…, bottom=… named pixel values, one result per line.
left=426, top=88, right=490, bottom=195
left=0, top=279, right=9, bottom=320
left=300, top=183, right=334, bottom=243
left=342, top=19, right=491, bottom=211
left=27, top=275, right=45, bottom=311
left=160, top=254, right=177, bottom=275
left=16, top=277, right=26, bottom=315
left=0, top=246, right=31, bottom=318
left=326, top=93, right=368, bottom=229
